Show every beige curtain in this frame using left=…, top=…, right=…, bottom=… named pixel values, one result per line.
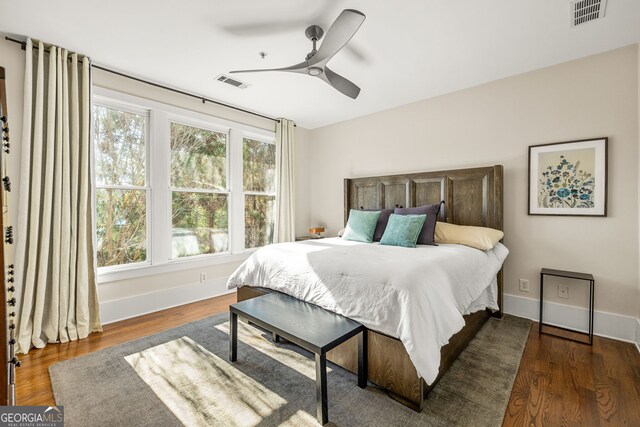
left=15, top=39, right=102, bottom=354
left=273, top=119, right=295, bottom=243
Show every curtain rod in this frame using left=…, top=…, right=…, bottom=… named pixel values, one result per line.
left=4, top=36, right=285, bottom=125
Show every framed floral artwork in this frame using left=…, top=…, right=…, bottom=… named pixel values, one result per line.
left=528, top=138, right=608, bottom=216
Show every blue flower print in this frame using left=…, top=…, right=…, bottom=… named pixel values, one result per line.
left=538, top=155, right=595, bottom=209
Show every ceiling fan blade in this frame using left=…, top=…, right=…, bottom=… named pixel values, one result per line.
left=309, top=9, right=366, bottom=67
left=230, top=60, right=309, bottom=75
left=318, top=67, right=361, bottom=99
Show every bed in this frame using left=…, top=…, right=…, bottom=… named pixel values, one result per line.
left=229, top=165, right=504, bottom=411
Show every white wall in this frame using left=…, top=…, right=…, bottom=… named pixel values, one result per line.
left=306, top=45, right=640, bottom=325
left=0, top=37, right=311, bottom=323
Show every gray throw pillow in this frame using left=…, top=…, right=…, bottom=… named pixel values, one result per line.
left=363, top=208, right=394, bottom=241
left=394, top=202, right=443, bottom=245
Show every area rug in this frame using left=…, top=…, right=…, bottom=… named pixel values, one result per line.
left=50, top=313, right=531, bottom=427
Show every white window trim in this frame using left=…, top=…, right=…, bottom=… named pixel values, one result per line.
left=93, top=100, right=152, bottom=271
left=242, top=136, right=277, bottom=249
left=168, top=116, right=232, bottom=259
left=92, top=87, right=275, bottom=284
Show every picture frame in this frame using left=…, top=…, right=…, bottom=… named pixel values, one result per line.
left=528, top=137, right=608, bottom=216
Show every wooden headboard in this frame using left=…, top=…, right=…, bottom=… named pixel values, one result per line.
left=344, top=165, right=504, bottom=315
left=344, top=165, right=503, bottom=229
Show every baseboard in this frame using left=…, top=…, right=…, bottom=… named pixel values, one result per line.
left=503, top=293, right=638, bottom=344
left=100, top=286, right=640, bottom=351
left=99, top=277, right=235, bottom=325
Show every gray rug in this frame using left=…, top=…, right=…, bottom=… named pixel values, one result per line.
left=50, top=313, right=531, bottom=427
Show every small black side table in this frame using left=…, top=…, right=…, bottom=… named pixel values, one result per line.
left=539, top=268, right=594, bottom=345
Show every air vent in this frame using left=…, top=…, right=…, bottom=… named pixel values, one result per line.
left=216, top=74, right=250, bottom=89
left=571, top=0, right=607, bottom=27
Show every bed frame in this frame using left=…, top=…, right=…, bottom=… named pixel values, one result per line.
left=237, top=165, right=504, bottom=412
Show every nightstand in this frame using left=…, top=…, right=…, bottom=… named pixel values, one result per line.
left=539, top=268, right=594, bottom=345
left=295, top=236, right=317, bottom=241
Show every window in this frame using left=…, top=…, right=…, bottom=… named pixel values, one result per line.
left=243, top=138, right=276, bottom=248
left=170, top=122, right=229, bottom=258
left=92, top=88, right=276, bottom=280
left=93, top=104, right=149, bottom=268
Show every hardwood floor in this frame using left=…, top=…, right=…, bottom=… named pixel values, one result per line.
left=16, top=293, right=236, bottom=406
left=16, top=293, right=640, bottom=427
left=504, top=324, right=640, bottom=426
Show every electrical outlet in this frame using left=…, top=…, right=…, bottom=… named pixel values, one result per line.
left=200, top=272, right=208, bottom=284
left=519, top=279, right=530, bottom=292
left=558, top=285, right=569, bottom=299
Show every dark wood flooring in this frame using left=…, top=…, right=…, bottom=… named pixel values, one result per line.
left=503, top=324, right=640, bottom=426
left=16, top=293, right=236, bottom=406
left=15, top=293, right=640, bottom=426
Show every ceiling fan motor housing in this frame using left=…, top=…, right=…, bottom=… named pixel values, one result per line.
left=305, top=25, right=324, bottom=41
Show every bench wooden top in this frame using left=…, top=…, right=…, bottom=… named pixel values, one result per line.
left=230, top=292, right=365, bottom=354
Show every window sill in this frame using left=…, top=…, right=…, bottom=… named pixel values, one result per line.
left=97, top=251, right=253, bottom=284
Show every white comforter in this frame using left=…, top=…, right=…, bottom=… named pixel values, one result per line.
left=227, top=238, right=509, bottom=384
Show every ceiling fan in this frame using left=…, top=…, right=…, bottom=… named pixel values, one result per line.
left=230, top=9, right=366, bottom=99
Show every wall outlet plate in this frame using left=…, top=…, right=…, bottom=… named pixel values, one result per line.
left=519, top=279, right=530, bottom=292
left=200, top=272, right=208, bottom=283
left=558, top=285, right=569, bottom=299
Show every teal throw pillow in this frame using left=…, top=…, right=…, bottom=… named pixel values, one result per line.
left=379, top=214, right=427, bottom=248
left=342, top=209, right=381, bottom=243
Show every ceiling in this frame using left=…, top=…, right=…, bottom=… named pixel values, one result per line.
left=1, top=1, right=639, bottom=129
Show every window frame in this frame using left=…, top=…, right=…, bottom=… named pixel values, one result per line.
left=242, top=134, right=277, bottom=249
left=92, top=87, right=276, bottom=283
left=92, top=97, right=152, bottom=272
left=168, top=115, right=231, bottom=259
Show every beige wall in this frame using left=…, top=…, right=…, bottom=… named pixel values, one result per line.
left=307, top=45, right=640, bottom=318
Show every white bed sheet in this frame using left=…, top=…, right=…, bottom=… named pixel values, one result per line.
left=227, top=238, right=509, bottom=384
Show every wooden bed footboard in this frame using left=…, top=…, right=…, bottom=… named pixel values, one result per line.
left=237, top=286, right=492, bottom=411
